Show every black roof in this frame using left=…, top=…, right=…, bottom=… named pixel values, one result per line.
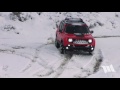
left=65, top=18, right=83, bottom=22
left=63, top=18, right=86, bottom=26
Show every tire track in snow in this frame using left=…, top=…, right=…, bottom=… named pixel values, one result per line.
left=0, top=48, right=35, bottom=74
left=31, top=45, right=54, bottom=77
left=33, top=47, right=103, bottom=78
left=54, top=54, right=73, bottom=78
left=32, top=44, right=74, bottom=77
left=0, top=43, right=55, bottom=77
left=21, top=44, right=55, bottom=77
left=20, top=45, right=46, bottom=73
left=21, top=38, right=55, bottom=75
left=74, top=49, right=103, bottom=78
left=0, top=43, right=103, bottom=78
left=93, top=49, right=103, bottom=73
left=0, top=49, right=33, bottom=61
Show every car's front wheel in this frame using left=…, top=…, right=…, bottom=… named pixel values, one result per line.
left=55, top=39, right=60, bottom=48
left=89, top=51, right=93, bottom=55
left=60, top=44, right=66, bottom=54
left=88, top=47, right=95, bottom=55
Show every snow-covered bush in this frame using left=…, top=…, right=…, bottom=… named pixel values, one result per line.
left=10, top=12, right=33, bottom=22
left=0, top=24, right=19, bottom=34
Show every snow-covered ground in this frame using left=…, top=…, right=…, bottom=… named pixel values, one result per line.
left=0, top=12, right=120, bottom=78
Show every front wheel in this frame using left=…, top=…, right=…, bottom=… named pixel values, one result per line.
left=60, top=44, right=66, bottom=54
left=55, top=39, right=60, bottom=48
left=88, top=50, right=94, bottom=55
left=89, top=52, right=93, bottom=55
left=88, top=47, right=95, bottom=55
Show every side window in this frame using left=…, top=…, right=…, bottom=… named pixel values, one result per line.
left=59, top=21, right=64, bottom=32
left=59, top=22, right=62, bottom=31
left=61, top=22, right=64, bottom=31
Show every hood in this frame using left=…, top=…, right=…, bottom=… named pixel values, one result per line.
left=65, top=33, right=93, bottom=39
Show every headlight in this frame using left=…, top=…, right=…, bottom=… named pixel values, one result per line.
left=88, top=39, right=92, bottom=43
left=68, top=38, right=73, bottom=42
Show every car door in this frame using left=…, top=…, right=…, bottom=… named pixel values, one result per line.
left=60, top=22, right=65, bottom=41
left=57, top=21, right=63, bottom=42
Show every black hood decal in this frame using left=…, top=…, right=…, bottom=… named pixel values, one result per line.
left=74, top=33, right=84, bottom=37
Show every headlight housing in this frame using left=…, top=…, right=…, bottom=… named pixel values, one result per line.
left=88, top=39, right=92, bottom=43
left=68, top=38, right=73, bottom=42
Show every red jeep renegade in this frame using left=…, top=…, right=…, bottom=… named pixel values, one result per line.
left=55, top=18, right=95, bottom=54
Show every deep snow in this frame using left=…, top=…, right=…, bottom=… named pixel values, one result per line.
left=0, top=12, right=120, bottom=78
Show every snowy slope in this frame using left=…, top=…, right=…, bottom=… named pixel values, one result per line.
left=88, top=37, right=120, bottom=78
left=0, top=12, right=120, bottom=78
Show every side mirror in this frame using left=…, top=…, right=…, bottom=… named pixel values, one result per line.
left=90, top=30, right=94, bottom=34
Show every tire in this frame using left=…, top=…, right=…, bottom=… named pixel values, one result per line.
left=60, top=44, right=66, bottom=54
left=88, top=51, right=93, bottom=55
left=88, top=47, right=94, bottom=55
left=55, top=39, right=60, bottom=48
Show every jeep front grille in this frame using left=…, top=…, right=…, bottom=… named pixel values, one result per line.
left=73, top=40, right=88, bottom=44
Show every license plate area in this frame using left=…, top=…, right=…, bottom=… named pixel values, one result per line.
left=73, top=40, right=88, bottom=44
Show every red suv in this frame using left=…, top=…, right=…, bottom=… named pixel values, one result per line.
left=55, top=18, right=95, bottom=54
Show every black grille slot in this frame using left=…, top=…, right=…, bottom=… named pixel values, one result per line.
left=73, top=39, right=88, bottom=44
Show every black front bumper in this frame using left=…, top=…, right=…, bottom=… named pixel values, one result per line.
left=64, top=45, right=95, bottom=52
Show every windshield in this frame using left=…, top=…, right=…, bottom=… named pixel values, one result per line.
left=65, top=25, right=90, bottom=34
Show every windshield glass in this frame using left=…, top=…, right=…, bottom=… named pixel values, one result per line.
left=65, top=25, right=89, bottom=34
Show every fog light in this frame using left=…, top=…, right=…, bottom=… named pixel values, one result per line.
left=66, top=47, right=69, bottom=49
left=91, top=48, right=94, bottom=50
left=68, top=44, right=70, bottom=46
